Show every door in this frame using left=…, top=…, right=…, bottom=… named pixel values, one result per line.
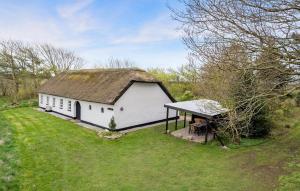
left=75, top=101, right=81, bottom=120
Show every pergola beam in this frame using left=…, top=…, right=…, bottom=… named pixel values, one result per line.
left=165, top=107, right=169, bottom=133
left=183, top=112, right=186, bottom=128
left=175, top=110, right=178, bottom=130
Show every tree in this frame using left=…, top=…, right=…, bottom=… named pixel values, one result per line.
left=173, top=0, right=299, bottom=87
left=172, top=0, right=300, bottom=141
left=0, top=40, right=85, bottom=102
left=39, top=44, right=84, bottom=75
left=0, top=40, right=24, bottom=102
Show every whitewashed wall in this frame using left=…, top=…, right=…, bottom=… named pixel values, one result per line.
left=39, top=93, right=76, bottom=117
left=38, top=93, right=114, bottom=128
left=114, top=82, right=177, bottom=129
left=79, top=100, right=114, bottom=128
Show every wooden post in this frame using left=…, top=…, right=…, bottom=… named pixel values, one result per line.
left=205, top=119, right=209, bottom=144
left=183, top=112, right=186, bottom=128
left=165, top=107, right=169, bottom=133
left=175, top=110, right=178, bottom=130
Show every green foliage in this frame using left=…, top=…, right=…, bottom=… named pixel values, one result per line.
left=148, top=68, right=198, bottom=101
left=278, top=172, right=300, bottom=191
left=109, top=116, right=116, bottom=130
left=250, top=107, right=271, bottom=137
left=0, top=97, right=38, bottom=111
left=177, top=90, right=195, bottom=101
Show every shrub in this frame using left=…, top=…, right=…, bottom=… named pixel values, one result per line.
left=109, top=117, right=116, bottom=130
left=177, top=90, right=195, bottom=101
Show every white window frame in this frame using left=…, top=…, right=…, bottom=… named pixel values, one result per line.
left=46, top=96, right=49, bottom=105
left=68, top=101, right=71, bottom=111
left=60, top=99, right=63, bottom=109
left=40, top=95, right=43, bottom=104
left=52, top=98, right=56, bottom=107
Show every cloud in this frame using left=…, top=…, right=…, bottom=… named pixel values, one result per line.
left=111, top=14, right=182, bottom=45
left=57, top=0, right=94, bottom=18
left=0, top=5, right=91, bottom=49
left=57, top=0, right=96, bottom=32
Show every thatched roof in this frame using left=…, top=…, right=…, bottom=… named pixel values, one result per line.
left=38, top=69, right=174, bottom=105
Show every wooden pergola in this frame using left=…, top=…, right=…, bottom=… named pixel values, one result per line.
left=164, top=99, right=228, bottom=143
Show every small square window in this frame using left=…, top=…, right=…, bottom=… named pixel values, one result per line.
left=101, top=107, right=104, bottom=113
left=89, top=105, right=92, bottom=110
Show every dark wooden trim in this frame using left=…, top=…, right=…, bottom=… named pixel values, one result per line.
left=164, top=104, right=214, bottom=119
left=39, top=107, right=76, bottom=119
left=166, top=107, right=169, bottom=133
left=80, top=120, right=111, bottom=130
left=184, top=112, right=186, bottom=128
left=111, top=80, right=176, bottom=104
left=175, top=110, right=178, bottom=130
left=39, top=80, right=176, bottom=105
left=39, top=107, right=178, bottom=132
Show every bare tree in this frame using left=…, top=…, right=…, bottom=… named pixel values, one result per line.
left=95, top=57, right=136, bottom=69
left=0, top=40, right=85, bottom=102
left=172, top=0, right=300, bottom=141
left=0, top=40, right=24, bottom=102
left=173, top=0, right=299, bottom=81
left=39, top=44, right=84, bottom=75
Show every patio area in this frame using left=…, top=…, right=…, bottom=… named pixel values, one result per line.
left=165, top=99, right=229, bottom=144
left=171, top=127, right=214, bottom=143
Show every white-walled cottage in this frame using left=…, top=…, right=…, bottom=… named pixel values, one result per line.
left=38, top=69, right=177, bottom=130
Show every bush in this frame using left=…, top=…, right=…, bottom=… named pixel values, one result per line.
left=177, top=90, right=195, bottom=101
left=109, top=117, right=116, bottom=130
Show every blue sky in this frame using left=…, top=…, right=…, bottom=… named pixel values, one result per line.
left=0, top=0, right=187, bottom=69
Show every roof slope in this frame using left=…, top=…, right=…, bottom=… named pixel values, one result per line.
left=39, top=69, right=174, bottom=104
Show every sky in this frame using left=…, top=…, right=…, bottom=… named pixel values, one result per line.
left=0, top=0, right=187, bottom=69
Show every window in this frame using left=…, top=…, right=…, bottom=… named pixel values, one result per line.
left=52, top=98, right=56, bottom=107
left=60, top=99, right=63, bottom=109
left=89, top=105, right=92, bottom=110
left=46, top=96, right=49, bottom=105
left=101, top=107, right=104, bottom=113
left=68, top=101, right=71, bottom=111
left=107, top=108, right=113, bottom=111
left=40, top=95, right=43, bottom=104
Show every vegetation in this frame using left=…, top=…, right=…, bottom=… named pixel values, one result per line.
left=171, top=0, right=300, bottom=142
left=109, top=116, right=117, bottom=130
left=0, top=41, right=84, bottom=102
left=0, top=97, right=299, bottom=190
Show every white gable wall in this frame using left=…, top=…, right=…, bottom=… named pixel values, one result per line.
left=38, top=93, right=114, bottom=128
left=79, top=100, right=114, bottom=128
left=114, top=82, right=177, bottom=129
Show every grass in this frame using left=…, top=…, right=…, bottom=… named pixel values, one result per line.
left=0, top=107, right=19, bottom=190
left=0, top=97, right=300, bottom=190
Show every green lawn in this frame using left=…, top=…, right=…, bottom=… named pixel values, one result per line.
left=0, top=101, right=300, bottom=190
